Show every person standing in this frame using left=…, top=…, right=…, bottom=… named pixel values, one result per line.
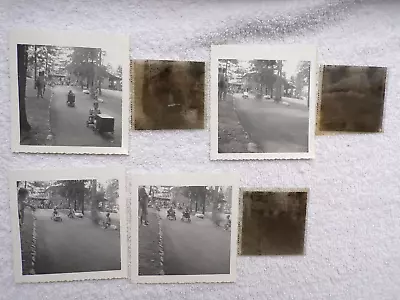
left=139, top=187, right=149, bottom=226
left=36, top=71, right=46, bottom=98
left=18, top=188, right=35, bottom=226
left=218, top=74, right=226, bottom=101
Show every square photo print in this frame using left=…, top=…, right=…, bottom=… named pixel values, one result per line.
left=9, top=29, right=130, bottom=154
left=210, top=44, right=317, bottom=160
left=9, top=168, right=128, bottom=283
left=130, top=173, right=239, bottom=284
left=131, top=60, right=205, bottom=130
left=239, top=189, right=308, bottom=256
left=317, top=65, right=387, bottom=134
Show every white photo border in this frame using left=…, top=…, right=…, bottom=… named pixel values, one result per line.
left=9, top=29, right=130, bottom=155
left=130, top=172, right=240, bottom=284
left=9, top=167, right=128, bottom=283
left=210, top=44, right=318, bottom=160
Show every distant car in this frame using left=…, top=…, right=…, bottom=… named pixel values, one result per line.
left=83, top=89, right=90, bottom=94
left=74, top=212, right=83, bottom=218
left=242, top=91, right=249, bottom=99
left=112, top=208, right=118, bottom=213
left=195, top=213, right=205, bottom=219
left=264, top=95, right=271, bottom=99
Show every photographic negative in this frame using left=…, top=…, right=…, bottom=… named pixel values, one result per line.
left=239, top=189, right=308, bottom=256
left=317, top=65, right=387, bottom=134
left=9, top=168, right=128, bottom=283
left=210, top=44, right=317, bottom=160
left=131, top=173, right=239, bottom=284
left=10, top=29, right=130, bottom=154
left=131, top=60, right=205, bottom=130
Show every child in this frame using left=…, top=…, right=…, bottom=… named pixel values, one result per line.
left=88, top=101, right=101, bottom=125
left=52, top=207, right=59, bottom=218
left=105, top=212, right=111, bottom=228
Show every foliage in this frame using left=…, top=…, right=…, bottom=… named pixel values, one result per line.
left=105, top=179, right=119, bottom=205
left=65, top=47, right=108, bottom=91
left=116, top=65, right=123, bottom=78
left=26, top=45, right=62, bottom=77
left=294, top=61, right=311, bottom=97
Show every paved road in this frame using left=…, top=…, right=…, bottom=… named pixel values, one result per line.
left=233, top=93, right=309, bottom=153
left=159, top=208, right=231, bottom=275
left=34, top=209, right=121, bottom=274
left=49, top=85, right=122, bottom=147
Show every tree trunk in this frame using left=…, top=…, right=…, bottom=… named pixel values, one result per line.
left=202, top=192, right=206, bottom=215
left=34, top=45, right=37, bottom=89
left=18, top=44, right=31, bottom=132
left=91, top=180, right=100, bottom=224
left=211, top=186, right=220, bottom=223
left=98, top=51, right=102, bottom=96
left=45, top=47, right=49, bottom=77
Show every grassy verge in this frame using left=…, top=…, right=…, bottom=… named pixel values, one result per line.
left=20, top=82, right=52, bottom=146
left=20, top=210, right=35, bottom=275
left=138, top=211, right=162, bottom=276
left=217, top=95, right=254, bottom=153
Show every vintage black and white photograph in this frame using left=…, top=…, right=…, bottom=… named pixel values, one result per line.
left=9, top=29, right=130, bottom=154
left=131, top=173, right=239, bottom=284
left=239, top=189, right=308, bottom=256
left=317, top=65, right=387, bottom=134
left=9, top=168, right=128, bottom=283
left=132, top=60, right=205, bottom=130
left=210, top=45, right=317, bottom=160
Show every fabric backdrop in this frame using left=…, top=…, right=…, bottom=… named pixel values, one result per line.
left=1, top=0, right=399, bottom=299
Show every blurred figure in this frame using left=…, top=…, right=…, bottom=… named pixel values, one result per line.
left=35, top=71, right=46, bottom=98
left=139, top=187, right=149, bottom=226
left=18, top=188, right=35, bottom=226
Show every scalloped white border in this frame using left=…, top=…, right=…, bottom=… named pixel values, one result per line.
left=9, top=168, right=128, bottom=283
left=210, top=44, right=318, bottom=160
left=129, top=172, right=240, bottom=284
left=9, top=29, right=130, bottom=155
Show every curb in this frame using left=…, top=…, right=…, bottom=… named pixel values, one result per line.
left=46, top=90, right=55, bottom=146
left=156, top=213, right=165, bottom=276
left=29, top=214, right=37, bottom=275
left=231, top=95, right=260, bottom=153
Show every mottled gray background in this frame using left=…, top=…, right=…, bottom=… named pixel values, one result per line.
left=1, top=0, right=400, bottom=299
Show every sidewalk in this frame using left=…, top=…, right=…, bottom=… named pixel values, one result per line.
left=20, top=210, right=35, bottom=275
left=282, top=96, right=308, bottom=107
left=218, top=94, right=256, bottom=153
left=138, top=210, right=162, bottom=276
left=20, top=79, right=52, bottom=146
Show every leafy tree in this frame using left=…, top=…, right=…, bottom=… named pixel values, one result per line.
left=91, top=179, right=100, bottom=224
left=295, top=61, right=311, bottom=104
left=53, top=180, right=87, bottom=212
left=17, top=44, right=31, bottom=132
left=249, top=60, right=278, bottom=97
left=116, top=65, right=123, bottom=78
left=105, top=179, right=119, bottom=207
left=66, top=47, right=104, bottom=91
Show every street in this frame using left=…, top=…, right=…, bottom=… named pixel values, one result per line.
left=232, top=93, right=309, bottom=153
left=159, top=208, right=231, bottom=275
left=33, top=209, right=121, bottom=274
left=49, top=85, right=122, bottom=147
